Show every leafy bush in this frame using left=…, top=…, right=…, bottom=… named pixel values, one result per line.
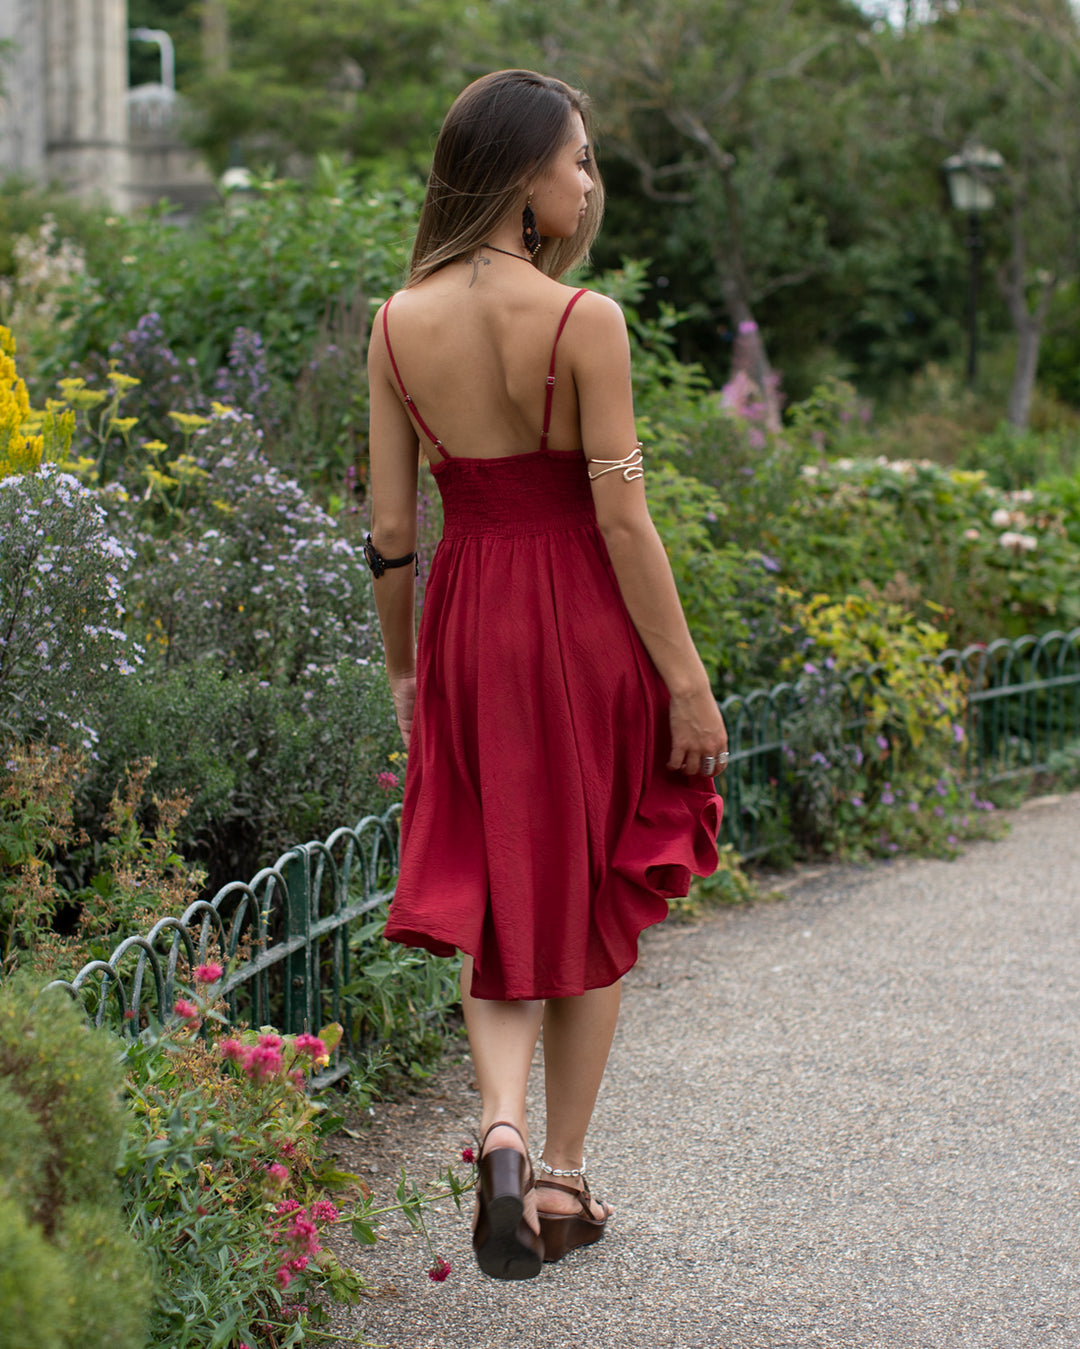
left=120, top=1005, right=365, bottom=1349
left=0, top=976, right=150, bottom=1349
left=774, top=591, right=1003, bottom=860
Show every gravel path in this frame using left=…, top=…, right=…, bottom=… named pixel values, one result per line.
left=329, top=794, right=1080, bottom=1349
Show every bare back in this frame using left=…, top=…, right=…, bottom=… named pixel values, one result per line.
left=374, top=263, right=594, bottom=464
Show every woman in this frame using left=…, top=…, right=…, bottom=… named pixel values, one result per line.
left=366, top=69, right=727, bottom=1280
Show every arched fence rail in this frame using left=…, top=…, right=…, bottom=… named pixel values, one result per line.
left=46, top=806, right=402, bottom=1088
left=718, top=628, right=1080, bottom=860
left=47, top=631, right=1080, bottom=1061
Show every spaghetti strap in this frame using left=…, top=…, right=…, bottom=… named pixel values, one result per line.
left=382, top=296, right=450, bottom=459
left=540, top=288, right=588, bottom=453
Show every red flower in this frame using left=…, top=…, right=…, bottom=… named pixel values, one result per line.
left=428, top=1257, right=452, bottom=1282
left=275, top=1266, right=292, bottom=1290
left=173, top=998, right=199, bottom=1024
left=293, top=1032, right=327, bottom=1059
left=194, top=962, right=223, bottom=984
left=460, top=1147, right=475, bottom=1165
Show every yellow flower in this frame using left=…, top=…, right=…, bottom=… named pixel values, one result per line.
left=109, top=416, right=139, bottom=434
left=210, top=400, right=236, bottom=416
left=167, top=411, right=211, bottom=431
left=142, top=439, right=168, bottom=453
left=107, top=371, right=141, bottom=392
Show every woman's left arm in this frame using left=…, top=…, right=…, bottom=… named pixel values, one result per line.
left=367, top=305, right=421, bottom=742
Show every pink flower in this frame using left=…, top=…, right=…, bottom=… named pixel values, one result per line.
left=310, top=1200, right=339, bottom=1224
left=266, top=1162, right=289, bottom=1185
left=246, top=1043, right=283, bottom=1082
left=461, top=1147, right=475, bottom=1165
left=220, top=1038, right=246, bottom=1062
left=276, top=1198, right=302, bottom=1216
left=173, top=999, right=199, bottom=1023
left=377, top=770, right=399, bottom=793
left=275, top=1266, right=292, bottom=1290
left=428, top=1257, right=452, bottom=1282
left=258, top=1032, right=283, bottom=1049
left=288, top=1255, right=310, bottom=1272
left=194, top=962, right=223, bottom=984
left=293, top=1032, right=327, bottom=1059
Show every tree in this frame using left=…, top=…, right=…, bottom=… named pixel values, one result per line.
left=887, top=0, right=1080, bottom=428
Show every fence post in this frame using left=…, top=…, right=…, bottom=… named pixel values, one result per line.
left=284, top=848, right=313, bottom=1035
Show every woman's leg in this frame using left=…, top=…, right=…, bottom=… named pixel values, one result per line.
left=460, top=956, right=546, bottom=1227
left=538, top=980, right=622, bottom=1218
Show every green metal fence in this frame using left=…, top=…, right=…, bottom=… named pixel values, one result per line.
left=49, top=630, right=1080, bottom=1060
left=718, top=627, right=1080, bottom=860
left=47, top=806, right=401, bottom=1087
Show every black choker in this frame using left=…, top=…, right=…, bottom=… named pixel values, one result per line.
left=480, top=243, right=534, bottom=263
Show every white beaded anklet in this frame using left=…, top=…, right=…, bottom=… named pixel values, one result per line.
left=537, top=1154, right=587, bottom=1179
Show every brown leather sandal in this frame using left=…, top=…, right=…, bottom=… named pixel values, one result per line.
left=535, top=1174, right=610, bottom=1263
left=472, top=1121, right=545, bottom=1280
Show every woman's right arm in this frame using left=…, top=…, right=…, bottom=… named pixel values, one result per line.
left=367, top=306, right=421, bottom=743
left=571, top=294, right=727, bottom=776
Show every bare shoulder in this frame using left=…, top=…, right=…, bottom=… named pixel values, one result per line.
left=561, top=289, right=630, bottom=371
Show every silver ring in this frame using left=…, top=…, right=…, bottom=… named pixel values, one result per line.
left=718, top=751, right=730, bottom=765
left=702, top=757, right=716, bottom=770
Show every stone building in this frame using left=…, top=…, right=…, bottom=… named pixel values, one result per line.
left=0, top=0, right=213, bottom=213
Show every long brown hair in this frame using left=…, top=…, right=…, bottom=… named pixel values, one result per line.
left=407, top=69, right=605, bottom=286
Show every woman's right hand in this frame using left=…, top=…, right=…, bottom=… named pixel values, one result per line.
left=667, top=682, right=728, bottom=778
left=389, top=671, right=417, bottom=746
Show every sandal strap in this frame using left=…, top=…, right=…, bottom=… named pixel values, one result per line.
left=480, top=1120, right=528, bottom=1152
left=535, top=1176, right=598, bottom=1218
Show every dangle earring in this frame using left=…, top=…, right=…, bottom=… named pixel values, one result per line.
left=521, top=194, right=542, bottom=257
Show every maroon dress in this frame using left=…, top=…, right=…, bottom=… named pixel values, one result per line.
left=381, top=288, right=722, bottom=1000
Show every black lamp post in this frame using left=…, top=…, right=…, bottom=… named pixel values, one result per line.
left=943, top=143, right=1003, bottom=387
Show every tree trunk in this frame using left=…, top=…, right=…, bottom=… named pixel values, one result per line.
left=666, top=108, right=783, bottom=430
left=998, top=196, right=1056, bottom=432
left=1007, top=314, right=1043, bottom=431
left=201, top=0, right=229, bottom=78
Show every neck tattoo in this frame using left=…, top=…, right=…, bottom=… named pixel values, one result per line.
left=469, top=243, right=533, bottom=287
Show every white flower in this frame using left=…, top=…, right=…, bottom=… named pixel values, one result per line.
left=991, top=507, right=1012, bottom=528
left=998, top=531, right=1038, bottom=552
left=964, top=528, right=980, bottom=541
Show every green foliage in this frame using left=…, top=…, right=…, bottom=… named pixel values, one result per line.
left=344, top=917, right=462, bottom=1088
left=88, top=659, right=399, bottom=888
left=120, top=1013, right=365, bottom=1347
left=772, top=590, right=1005, bottom=860
left=0, top=977, right=150, bottom=1349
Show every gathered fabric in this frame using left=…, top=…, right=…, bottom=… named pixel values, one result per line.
left=380, top=289, right=722, bottom=1000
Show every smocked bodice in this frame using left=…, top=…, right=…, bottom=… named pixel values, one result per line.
left=433, top=450, right=597, bottom=540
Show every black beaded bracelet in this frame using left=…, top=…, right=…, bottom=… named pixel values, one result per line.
left=363, top=533, right=419, bottom=579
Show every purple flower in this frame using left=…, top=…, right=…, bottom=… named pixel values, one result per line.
left=760, top=553, right=781, bottom=573
left=876, top=735, right=889, bottom=752
left=953, top=723, right=965, bottom=744
left=881, top=787, right=895, bottom=806
left=851, top=795, right=864, bottom=809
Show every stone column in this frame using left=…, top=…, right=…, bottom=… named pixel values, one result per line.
left=0, top=0, right=49, bottom=178
left=43, top=0, right=131, bottom=208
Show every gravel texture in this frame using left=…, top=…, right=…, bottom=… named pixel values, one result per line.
left=329, top=795, right=1080, bottom=1349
